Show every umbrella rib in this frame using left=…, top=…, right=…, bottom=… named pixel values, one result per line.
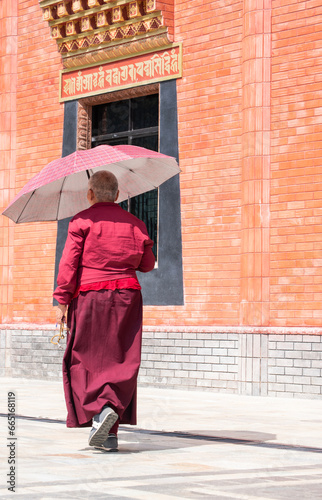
left=55, top=176, right=67, bottom=221
left=16, top=191, right=36, bottom=224
left=115, top=163, right=159, bottom=191
left=55, top=170, right=92, bottom=220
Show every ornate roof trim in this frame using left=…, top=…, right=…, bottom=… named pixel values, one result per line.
left=39, top=0, right=173, bottom=69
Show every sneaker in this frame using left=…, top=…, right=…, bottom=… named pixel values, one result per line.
left=88, top=406, right=118, bottom=447
left=94, top=433, right=118, bottom=452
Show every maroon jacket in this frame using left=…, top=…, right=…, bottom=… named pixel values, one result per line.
left=53, top=202, right=155, bottom=305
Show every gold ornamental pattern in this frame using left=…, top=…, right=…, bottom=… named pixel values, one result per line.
left=39, top=0, right=172, bottom=69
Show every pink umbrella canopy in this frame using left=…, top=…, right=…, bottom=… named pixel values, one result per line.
left=2, top=145, right=180, bottom=223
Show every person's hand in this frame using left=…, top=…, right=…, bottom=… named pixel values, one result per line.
left=55, top=303, right=67, bottom=324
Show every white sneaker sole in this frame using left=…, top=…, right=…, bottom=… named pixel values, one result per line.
left=94, top=444, right=118, bottom=452
left=88, top=410, right=118, bottom=447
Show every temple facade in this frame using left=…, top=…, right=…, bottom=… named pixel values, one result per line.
left=1, top=0, right=322, bottom=397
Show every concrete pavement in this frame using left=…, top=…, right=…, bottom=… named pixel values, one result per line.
left=1, top=377, right=322, bottom=499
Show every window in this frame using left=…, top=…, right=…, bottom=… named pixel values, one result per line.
left=55, top=81, right=183, bottom=306
left=91, top=94, right=159, bottom=259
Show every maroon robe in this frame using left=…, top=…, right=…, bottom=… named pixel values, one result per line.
left=53, top=202, right=155, bottom=428
left=63, top=288, right=142, bottom=427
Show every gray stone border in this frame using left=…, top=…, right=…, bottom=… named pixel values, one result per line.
left=1, top=328, right=321, bottom=398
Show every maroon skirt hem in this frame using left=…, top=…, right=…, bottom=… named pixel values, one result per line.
left=63, top=288, right=143, bottom=428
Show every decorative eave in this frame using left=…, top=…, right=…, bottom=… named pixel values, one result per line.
left=39, top=0, right=172, bottom=69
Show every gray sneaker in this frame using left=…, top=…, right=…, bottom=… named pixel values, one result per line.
left=88, top=406, right=118, bottom=447
left=94, top=433, right=118, bottom=452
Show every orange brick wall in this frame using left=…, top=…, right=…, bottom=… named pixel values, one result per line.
left=0, top=0, right=64, bottom=324
left=1, top=0, right=322, bottom=329
left=0, top=1, right=17, bottom=323
left=145, top=0, right=322, bottom=328
left=270, top=0, right=322, bottom=326
left=156, top=0, right=174, bottom=39
left=147, top=0, right=244, bottom=327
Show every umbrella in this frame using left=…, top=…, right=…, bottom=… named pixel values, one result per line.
left=2, top=145, right=180, bottom=223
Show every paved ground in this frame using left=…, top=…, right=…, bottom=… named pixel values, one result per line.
left=0, top=377, right=322, bottom=499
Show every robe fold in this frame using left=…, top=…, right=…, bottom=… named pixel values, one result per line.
left=63, top=288, right=143, bottom=427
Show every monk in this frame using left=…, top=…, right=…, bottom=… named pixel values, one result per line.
left=53, top=170, right=155, bottom=452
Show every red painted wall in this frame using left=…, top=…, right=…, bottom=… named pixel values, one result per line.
left=1, top=0, right=322, bottom=328
left=270, top=0, right=322, bottom=326
left=0, top=0, right=64, bottom=323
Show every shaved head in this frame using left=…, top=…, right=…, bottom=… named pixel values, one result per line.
left=88, top=170, right=119, bottom=202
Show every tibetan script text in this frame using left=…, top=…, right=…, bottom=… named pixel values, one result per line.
left=60, top=46, right=182, bottom=101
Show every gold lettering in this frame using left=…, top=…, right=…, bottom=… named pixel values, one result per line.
left=120, top=65, right=128, bottom=82
left=135, top=62, right=144, bottom=77
left=98, top=66, right=105, bottom=88
left=128, top=64, right=136, bottom=81
left=151, top=54, right=163, bottom=76
left=105, top=69, right=112, bottom=86
left=61, top=47, right=180, bottom=100
left=83, top=73, right=93, bottom=92
left=63, top=77, right=76, bottom=96
left=170, top=49, right=179, bottom=73
left=76, top=71, right=84, bottom=92
left=143, top=60, right=153, bottom=78
left=162, top=51, right=171, bottom=74
left=112, top=68, right=121, bottom=85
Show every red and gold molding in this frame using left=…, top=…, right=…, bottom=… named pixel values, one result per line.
left=39, top=0, right=174, bottom=69
left=60, top=43, right=182, bottom=101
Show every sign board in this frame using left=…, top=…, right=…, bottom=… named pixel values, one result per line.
left=60, top=44, right=182, bottom=102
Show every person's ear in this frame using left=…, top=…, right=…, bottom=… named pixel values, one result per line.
left=87, top=188, right=95, bottom=204
left=114, top=190, right=119, bottom=202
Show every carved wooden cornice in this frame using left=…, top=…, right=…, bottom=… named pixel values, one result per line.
left=81, top=81, right=159, bottom=104
left=62, top=32, right=171, bottom=69
left=39, top=0, right=172, bottom=69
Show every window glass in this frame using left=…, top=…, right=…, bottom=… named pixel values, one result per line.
left=131, top=95, right=158, bottom=130
left=92, top=100, right=129, bottom=136
left=92, top=94, right=159, bottom=259
left=132, top=134, right=158, bottom=151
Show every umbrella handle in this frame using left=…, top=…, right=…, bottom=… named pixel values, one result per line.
left=51, top=322, right=69, bottom=349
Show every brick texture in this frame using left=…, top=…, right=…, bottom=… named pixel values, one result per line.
left=163, top=0, right=243, bottom=327
left=156, top=0, right=174, bottom=40
left=1, top=0, right=322, bottom=331
left=2, top=327, right=321, bottom=399
left=0, top=0, right=64, bottom=324
left=270, top=0, right=322, bottom=326
left=0, top=1, right=18, bottom=324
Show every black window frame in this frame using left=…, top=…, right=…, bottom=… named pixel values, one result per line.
left=54, top=80, right=184, bottom=306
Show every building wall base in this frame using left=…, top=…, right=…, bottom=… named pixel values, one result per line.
left=1, top=327, right=321, bottom=398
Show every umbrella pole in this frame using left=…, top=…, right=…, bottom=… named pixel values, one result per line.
left=127, top=195, right=131, bottom=213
